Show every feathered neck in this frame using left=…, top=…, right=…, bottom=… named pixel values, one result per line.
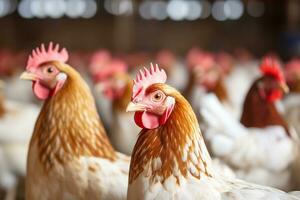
left=211, top=78, right=228, bottom=102
left=289, top=79, right=300, bottom=93
left=0, top=92, right=6, bottom=118
left=240, top=79, right=290, bottom=135
left=129, top=88, right=214, bottom=185
left=183, top=71, right=197, bottom=100
left=184, top=71, right=228, bottom=102
left=32, top=66, right=116, bottom=171
left=112, top=74, right=132, bottom=113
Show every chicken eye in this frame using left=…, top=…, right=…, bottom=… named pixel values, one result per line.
left=151, top=91, right=164, bottom=102
left=44, top=65, right=55, bottom=74
left=47, top=67, right=54, bottom=73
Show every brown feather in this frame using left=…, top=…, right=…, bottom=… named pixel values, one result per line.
left=240, top=77, right=290, bottom=136
left=112, top=73, right=133, bottom=113
left=129, top=84, right=213, bottom=184
left=211, top=78, right=228, bottom=102
left=288, top=79, right=300, bottom=93
left=29, top=61, right=116, bottom=172
left=0, top=92, right=6, bottom=117
left=183, top=71, right=228, bottom=102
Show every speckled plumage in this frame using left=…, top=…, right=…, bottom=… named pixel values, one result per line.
left=128, top=84, right=300, bottom=200
left=26, top=62, right=129, bottom=200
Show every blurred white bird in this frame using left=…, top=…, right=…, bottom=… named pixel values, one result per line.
left=282, top=58, right=300, bottom=136
left=224, top=60, right=261, bottom=118
left=199, top=57, right=299, bottom=190
left=0, top=98, right=39, bottom=200
left=93, top=58, right=141, bottom=155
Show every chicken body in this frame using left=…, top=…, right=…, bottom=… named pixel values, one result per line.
left=224, top=60, right=260, bottom=118
left=25, top=61, right=129, bottom=200
left=111, top=111, right=140, bottom=155
left=283, top=93, right=300, bottom=137
left=200, top=92, right=298, bottom=191
left=109, top=74, right=140, bottom=155
left=127, top=82, right=300, bottom=200
left=0, top=100, right=39, bottom=192
left=4, top=73, right=36, bottom=103
left=27, top=146, right=129, bottom=200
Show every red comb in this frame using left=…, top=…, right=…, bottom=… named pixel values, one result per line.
left=260, top=56, right=284, bottom=83
left=26, top=42, right=69, bottom=70
left=94, top=59, right=127, bottom=82
left=132, top=63, right=167, bottom=98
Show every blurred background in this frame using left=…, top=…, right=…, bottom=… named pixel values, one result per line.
left=0, top=0, right=299, bottom=58
left=1, top=0, right=300, bottom=200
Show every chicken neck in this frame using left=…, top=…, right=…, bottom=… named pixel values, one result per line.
left=112, top=74, right=133, bottom=113
left=31, top=66, right=116, bottom=171
left=129, top=86, right=214, bottom=185
left=0, top=92, right=6, bottom=118
left=240, top=80, right=290, bottom=135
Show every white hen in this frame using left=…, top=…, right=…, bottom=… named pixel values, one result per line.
left=200, top=93, right=298, bottom=190
left=199, top=57, right=300, bottom=190
left=224, top=60, right=261, bottom=119
left=93, top=59, right=141, bottom=155
left=0, top=99, right=39, bottom=199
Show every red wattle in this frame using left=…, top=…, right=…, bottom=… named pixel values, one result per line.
left=134, top=111, right=160, bottom=129
left=32, top=81, right=50, bottom=100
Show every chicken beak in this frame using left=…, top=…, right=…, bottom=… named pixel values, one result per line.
left=280, top=82, right=289, bottom=94
left=126, top=102, right=147, bottom=112
left=20, top=72, right=38, bottom=81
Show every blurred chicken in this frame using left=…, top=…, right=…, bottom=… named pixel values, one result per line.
left=126, top=64, right=300, bottom=200
left=0, top=50, right=34, bottom=103
left=93, top=58, right=140, bottom=155
left=89, top=50, right=114, bottom=131
left=184, top=48, right=232, bottom=116
left=223, top=59, right=260, bottom=118
left=214, top=51, right=235, bottom=75
left=283, top=58, right=300, bottom=135
left=0, top=81, right=39, bottom=200
left=21, top=43, right=129, bottom=200
left=199, top=57, right=299, bottom=190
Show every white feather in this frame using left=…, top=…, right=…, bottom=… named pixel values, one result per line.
left=110, top=112, right=141, bottom=155
left=199, top=93, right=297, bottom=190
left=27, top=144, right=129, bottom=200
left=0, top=100, right=39, bottom=190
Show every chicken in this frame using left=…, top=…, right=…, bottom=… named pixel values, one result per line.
left=223, top=59, right=260, bottom=118
left=20, top=43, right=129, bottom=200
left=0, top=78, right=40, bottom=200
left=125, top=64, right=300, bottom=200
left=199, top=56, right=299, bottom=191
left=214, top=51, right=235, bottom=76
left=89, top=50, right=114, bottom=131
left=184, top=48, right=232, bottom=117
left=0, top=50, right=35, bottom=103
left=283, top=58, right=300, bottom=135
left=282, top=59, right=300, bottom=189
left=93, top=58, right=140, bottom=155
